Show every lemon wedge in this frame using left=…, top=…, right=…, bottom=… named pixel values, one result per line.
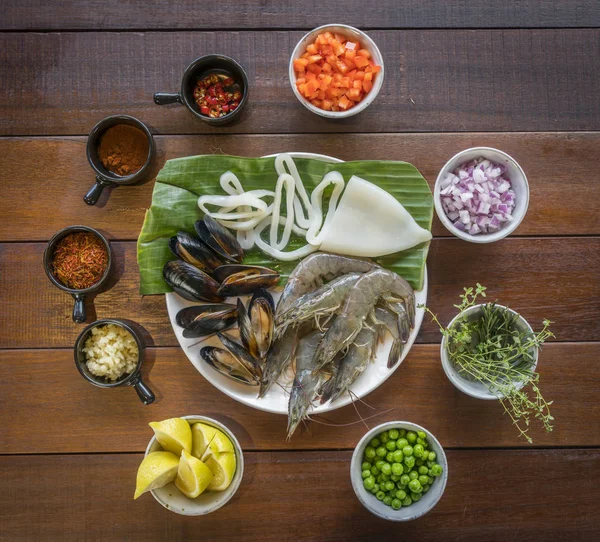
left=199, top=426, right=235, bottom=461
left=191, top=423, right=217, bottom=459
left=149, top=418, right=192, bottom=456
left=134, top=451, right=179, bottom=500
left=175, top=450, right=214, bottom=499
left=205, top=451, right=236, bottom=491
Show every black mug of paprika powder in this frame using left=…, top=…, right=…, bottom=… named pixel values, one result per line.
left=43, top=225, right=112, bottom=323
left=84, top=115, right=155, bottom=206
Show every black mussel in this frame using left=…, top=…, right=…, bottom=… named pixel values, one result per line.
left=201, top=346, right=259, bottom=386
left=249, top=289, right=274, bottom=358
left=213, top=264, right=280, bottom=297
left=195, top=216, right=244, bottom=263
left=169, top=231, right=224, bottom=273
left=217, top=331, right=263, bottom=380
left=176, top=303, right=238, bottom=338
left=236, top=298, right=259, bottom=359
left=163, top=260, right=223, bottom=303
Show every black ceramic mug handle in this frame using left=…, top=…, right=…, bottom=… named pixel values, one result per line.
left=84, top=177, right=114, bottom=206
left=154, top=92, right=182, bottom=105
left=72, top=294, right=86, bottom=324
left=132, top=376, right=155, bottom=405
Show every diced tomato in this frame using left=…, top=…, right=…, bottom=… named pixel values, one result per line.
left=370, top=64, right=382, bottom=73
left=305, top=79, right=320, bottom=95
left=354, top=56, right=369, bottom=69
left=296, top=77, right=306, bottom=85
left=344, top=50, right=356, bottom=61
left=311, top=99, right=323, bottom=108
left=362, top=80, right=373, bottom=93
left=307, top=54, right=323, bottom=64
left=321, top=99, right=334, bottom=111
left=335, top=61, right=349, bottom=75
left=316, top=33, right=328, bottom=45
left=306, top=43, right=319, bottom=55
left=354, top=71, right=365, bottom=80
left=364, top=71, right=373, bottom=81
left=307, top=63, right=322, bottom=75
left=324, top=31, right=333, bottom=40
left=357, top=49, right=371, bottom=58
left=330, top=39, right=345, bottom=56
left=320, top=75, right=333, bottom=88
left=294, top=58, right=309, bottom=71
left=334, top=33, right=346, bottom=43
left=353, top=80, right=363, bottom=90
left=347, top=88, right=362, bottom=100
left=322, top=62, right=332, bottom=73
left=341, top=77, right=351, bottom=87
left=317, top=89, right=326, bottom=100
left=338, top=95, right=351, bottom=109
left=344, top=58, right=356, bottom=70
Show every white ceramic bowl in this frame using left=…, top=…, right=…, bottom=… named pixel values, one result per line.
left=434, top=147, right=529, bottom=243
left=289, top=24, right=385, bottom=118
left=440, top=304, right=538, bottom=400
left=144, top=415, right=244, bottom=516
left=351, top=421, right=448, bottom=521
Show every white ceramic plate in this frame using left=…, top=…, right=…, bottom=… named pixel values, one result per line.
left=165, top=152, right=428, bottom=415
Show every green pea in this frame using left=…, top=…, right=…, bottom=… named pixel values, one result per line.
left=364, top=446, right=376, bottom=460
left=428, top=452, right=437, bottom=461
left=422, top=484, right=430, bottom=493
left=371, top=466, right=380, bottom=476
left=376, top=490, right=385, bottom=501
left=386, top=452, right=395, bottom=463
left=376, top=446, right=387, bottom=458
left=431, top=464, right=443, bottom=477
left=383, top=495, right=393, bottom=506
left=413, top=444, right=424, bottom=458
left=385, top=481, right=395, bottom=492
left=391, top=463, right=404, bottom=476
left=385, top=440, right=397, bottom=452
left=363, top=476, right=375, bottom=490
left=409, top=470, right=418, bottom=481
left=380, top=432, right=390, bottom=444
left=369, top=437, right=381, bottom=448
left=404, top=456, right=415, bottom=470
left=391, top=498, right=402, bottom=510
left=392, top=450, right=403, bottom=463
left=396, top=438, right=408, bottom=449
left=388, top=428, right=400, bottom=440
left=381, top=474, right=390, bottom=482
left=411, top=492, right=422, bottom=502
left=427, top=460, right=435, bottom=468
left=381, top=463, right=392, bottom=476
left=402, top=496, right=412, bottom=507
left=402, top=445, right=413, bottom=457
left=361, top=469, right=371, bottom=479
left=376, top=474, right=384, bottom=483
left=406, top=431, right=417, bottom=444
left=361, top=461, right=372, bottom=470
left=399, top=429, right=406, bottom=437
left=375, top=459, right=385, bottom=470
left=390, top=474, right=400, bottom=482
left=416, top=437, right=426, bottom=446
left=400, top=474, right=410, bottom=486
left=372, top=483, right=380, bottom=493
left=415, top=459, right=424, bottom=467
left=418, top=475, right=429, bottom=486
left=418, top=466, right=428, bottom=475
left=427, top=476, right=434, bottom=484
left=417, top=430, right=426, bottom=439
left=408, top=479, right=422, bottom=493
left=395, top=489, right=407, bottom=500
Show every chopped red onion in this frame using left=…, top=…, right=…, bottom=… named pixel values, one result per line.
left=440, top=156, right=516, bottom=235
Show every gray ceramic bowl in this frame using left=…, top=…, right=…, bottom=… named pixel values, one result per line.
left=145, top=416, right=244, bottom=516
left=351, top=421, right=448, bottom=521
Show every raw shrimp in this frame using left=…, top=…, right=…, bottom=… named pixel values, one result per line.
left=311, top=268, right=414, bottom=374
left=275, top=252, right=377, bottom=321
left=275, top=272, right=362, bottom=336
left=320, top=327, right=377, bottom=404
left=370, top=306, right=404, bottom=368
left=287, top=330, right=326, bottom=438
left=380, top=300, right=411, bottom=343
left=259, top=325, right=299, bottom=398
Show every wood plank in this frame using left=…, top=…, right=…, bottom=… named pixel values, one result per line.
left=2, top=30, right=600, bottom=135
left=1, top=132, right=599, bottom=241
left=1, top=238, right=597, bottom=349
left=3, top=1, right=600, bottom=30
left=0, top=343, right=597, bottom=453
left=1, top=450, right=599, bottom=541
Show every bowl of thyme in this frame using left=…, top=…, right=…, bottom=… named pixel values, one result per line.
left=422, top=284, right=554, bottom=443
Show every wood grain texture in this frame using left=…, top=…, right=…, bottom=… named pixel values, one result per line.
left=1, top=450, right=599, bottom=541
left=0, top=343, right=597, bottom=454
left=1, top=238, right=597, bottom=349
left=3, top=0, right=600, bottom=30
left=2, top=30, right=600, bottom=135
left=1, top=132, right=599, bottom=241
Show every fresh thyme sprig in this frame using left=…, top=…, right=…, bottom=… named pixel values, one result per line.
left=420, top=284, right=554, bottom=443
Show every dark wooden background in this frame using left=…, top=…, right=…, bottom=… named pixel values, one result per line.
left=1, top=1, right=599, bottom=540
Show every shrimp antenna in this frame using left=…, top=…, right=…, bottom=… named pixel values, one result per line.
left=310, top=408, right=395, bottom=427
left=348, top=389, right=376, bottom=410
left=349, top=390, right=370, bottom=430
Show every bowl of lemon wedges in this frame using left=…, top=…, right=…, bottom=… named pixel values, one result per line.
left=134, top=415, right=244, bottom=515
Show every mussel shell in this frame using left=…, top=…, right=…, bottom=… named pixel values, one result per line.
left=195, top=216, right=244, bottom=263
left=217, top=331, right=263, bottom=379
left=169, top=231, right=223, bottom=273
left=163, top=260, right=223, bottom=303
left=214, top=265, right=280, bottom=297
left=236, top=298, right=259, bottom=359
left=201, top=346, right=259, bottom=386
left=176, top=303, right=238, bottom=339
left=176, top=303, right=237, bottom=328
left=249, top=289, right=274, bottom=358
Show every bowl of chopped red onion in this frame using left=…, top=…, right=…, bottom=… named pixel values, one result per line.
left=434, top=147, right=529, bottom=243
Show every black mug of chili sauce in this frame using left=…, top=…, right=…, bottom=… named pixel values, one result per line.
left=154, top=55, right=249, bottom=125
left=84, top=115, right=155, bottom=206
left=43, top=226, right=112, bottom=323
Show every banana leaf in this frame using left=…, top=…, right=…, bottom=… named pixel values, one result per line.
left=137, top=155, right=433, bottom=294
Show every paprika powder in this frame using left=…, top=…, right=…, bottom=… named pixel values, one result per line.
left=98, top=124, right=149, bottom=177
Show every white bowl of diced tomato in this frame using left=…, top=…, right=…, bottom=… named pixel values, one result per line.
left=289, top=24, right=384, bottom=118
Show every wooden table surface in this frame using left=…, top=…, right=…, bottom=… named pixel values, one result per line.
left=1, top=2, right=600, bottom=540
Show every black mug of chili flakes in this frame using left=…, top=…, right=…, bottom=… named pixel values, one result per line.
left=43, top=226, right=112, bottom=324
left=154, top=55, right=249, bottom=125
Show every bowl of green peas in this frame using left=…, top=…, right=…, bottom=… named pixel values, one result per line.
left=351, top=422, right=448, bottom=521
